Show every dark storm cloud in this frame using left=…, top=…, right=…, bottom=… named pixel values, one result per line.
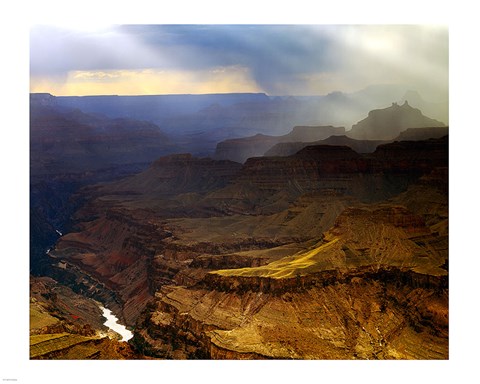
left=31, top=25, right=338, bottom=93
left=117, top=24, right=337, bottom=91
left=30, top=24, right=448, bottom=98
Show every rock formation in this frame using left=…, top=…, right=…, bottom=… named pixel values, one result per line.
left=210, top=136, right=448, bottom=214
left=133, top=198, right=447, bottom=359
left=347, top=101, right=445, bottom=140
left=399, top=90, right=449, bottom=124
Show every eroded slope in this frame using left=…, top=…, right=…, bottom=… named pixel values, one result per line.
left=133, top=163, right=448, bottom=359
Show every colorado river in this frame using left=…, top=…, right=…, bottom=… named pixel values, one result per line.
left=100, top=306, right=133, bottom=342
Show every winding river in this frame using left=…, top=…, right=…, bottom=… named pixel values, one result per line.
left=100, top=306, right=133, bottom=342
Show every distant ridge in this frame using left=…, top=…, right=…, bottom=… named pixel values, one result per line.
left=214, top=126, right=346, bottom=163
left=264, top=126, right=449, bottom=158
left=347, top=101, right=445, bottom=140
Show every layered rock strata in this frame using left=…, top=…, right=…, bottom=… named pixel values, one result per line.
left=135, top=202, right=448, bottom=359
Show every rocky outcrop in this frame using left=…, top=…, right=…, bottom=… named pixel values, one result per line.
left=347, top=101, right=445, bottom=140
left=238, top=145, right=363, bottom=185
left=202, top=267, right=447, bottom=294
left=399, top=90, right=449, bottom=125
left=136, top=276, right=447, bottom=359
left=214, top=125, right=345, bottom=163
left=209, top=204, right=447, bottom=280
left=30, top=276, right=142, bottom=360
left=30, top=276, right=107, bottom=334
left=222, top=145, right=368, bottom=204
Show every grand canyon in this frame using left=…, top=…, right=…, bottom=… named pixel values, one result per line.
left=27, top=25, right=449, bottom=365
left=29, top=91, right=448, bottom=361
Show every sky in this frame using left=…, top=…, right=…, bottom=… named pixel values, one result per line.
left=30, top=24, right=448, bottom=101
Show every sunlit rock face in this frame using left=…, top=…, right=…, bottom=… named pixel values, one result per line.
left=134, top=200, right=447, bottom=360
left=137, top=278, right=447, bottom=359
